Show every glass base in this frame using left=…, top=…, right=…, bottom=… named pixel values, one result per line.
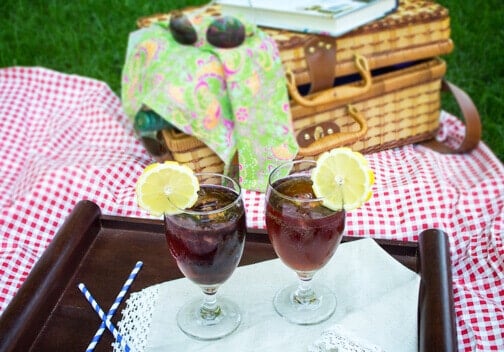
left=176, top=296, right=241, bottom=340
left=273, top=282, right=336, bottom=325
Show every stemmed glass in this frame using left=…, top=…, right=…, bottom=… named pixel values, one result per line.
left=164, top=173, right=246, bottom=340
left=265, top=160, right=346, bottom=325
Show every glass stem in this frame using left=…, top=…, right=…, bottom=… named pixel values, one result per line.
left=200, top=287, right=221, bottom=321
left=293, top=272, right=317, bottom=305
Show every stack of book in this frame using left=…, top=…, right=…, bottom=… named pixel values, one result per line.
left=216, top=0, right=398, bottom=37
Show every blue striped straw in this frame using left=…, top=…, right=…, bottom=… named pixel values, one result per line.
left=86, top=261, right=143, bottom=352
left=78, top=283, right=132, bottom=352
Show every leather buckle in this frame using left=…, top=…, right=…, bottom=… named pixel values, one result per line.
left=296, top=121, right=340, bottom=148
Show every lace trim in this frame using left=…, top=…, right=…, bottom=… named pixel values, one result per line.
left=111, top=286, right=159, bottom=352
left=308, top=324, right=385, bottom=352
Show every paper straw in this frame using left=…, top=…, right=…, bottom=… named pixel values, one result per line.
left=86, top=261, right=143, bottom=352
left=78, top=283, right=132, bottom=352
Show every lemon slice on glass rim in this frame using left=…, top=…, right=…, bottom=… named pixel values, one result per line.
left=135, top=161, right=199, bottom=216
left=311, top=148, right=375, bottom=211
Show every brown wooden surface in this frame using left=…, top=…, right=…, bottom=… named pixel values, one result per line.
left=0, top=200, right=456, bottom=351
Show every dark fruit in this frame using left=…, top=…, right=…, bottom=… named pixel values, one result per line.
left=206, top=16, right=245, bottom=49
left=169, top=10, right=197, bottom=45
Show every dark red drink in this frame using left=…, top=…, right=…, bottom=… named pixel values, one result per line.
left=266, top=175, right=345, bottom=272
left=165, top=185, right=246, bottom=286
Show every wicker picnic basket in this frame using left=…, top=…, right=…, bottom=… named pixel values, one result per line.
left=134, top=0, right=480, bottom=174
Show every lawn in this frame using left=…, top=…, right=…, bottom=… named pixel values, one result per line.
left=1, top=0, right=502, bottom=161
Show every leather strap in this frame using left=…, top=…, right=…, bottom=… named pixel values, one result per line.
left=421, top=80, right=481, bottom=153
left=303, top=36, right=336, bottom=94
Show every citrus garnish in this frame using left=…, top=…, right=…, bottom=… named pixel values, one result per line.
left=311, top=148, right=375, bottom=211
left=135, top=161, right=199, bottom=216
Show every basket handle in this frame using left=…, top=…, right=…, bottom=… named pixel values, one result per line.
left=297, top=105, right=368, bottom=156
left=420, top=80, right=481, bottom=153
left=286, top=54, right=372, bottom=107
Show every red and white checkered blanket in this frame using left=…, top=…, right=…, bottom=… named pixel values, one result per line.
left=0, top=67, right=502, bottom=351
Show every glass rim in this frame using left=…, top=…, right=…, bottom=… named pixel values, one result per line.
left=167, top=172, right=243, bottom=216
left=268, top=160, right=327, bottom=204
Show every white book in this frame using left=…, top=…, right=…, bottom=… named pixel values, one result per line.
left=215, top=0, right=398, bottom=37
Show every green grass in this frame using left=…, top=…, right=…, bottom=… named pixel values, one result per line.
left=437, top=0, right=504, bottom=161
left=0, top=0, right=208, bottom=88
left=0, top=0, right=502, bottom=161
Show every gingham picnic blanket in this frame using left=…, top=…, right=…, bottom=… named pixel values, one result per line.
left=0, top=67, right=502, bottom=351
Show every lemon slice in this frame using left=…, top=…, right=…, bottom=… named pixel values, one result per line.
left=311, top=148, right=375, bottom=211
left=135, top=161, right=199, bottom=216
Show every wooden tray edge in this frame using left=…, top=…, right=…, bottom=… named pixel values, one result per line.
left=0, top=200, right=102, bottom=351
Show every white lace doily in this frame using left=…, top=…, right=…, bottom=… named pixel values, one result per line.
left=112, top=286, right=160, bottom=352
left=112, top=291, right=386, bottom=352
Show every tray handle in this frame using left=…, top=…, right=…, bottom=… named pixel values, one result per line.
left=0, top=200, right=102, bottom=352
left=286, top=54, right=372, bottom=107
left=418, top=229, right=458, bottom=352
left=297, top=104, right=368, bottom=156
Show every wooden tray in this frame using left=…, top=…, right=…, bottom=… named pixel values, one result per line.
left=0, top=200, right=457, bottom=352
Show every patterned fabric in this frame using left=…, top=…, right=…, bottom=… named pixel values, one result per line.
left=121, top=15, right=298, bottom=192
left=0, top=67, right=503, bottom=351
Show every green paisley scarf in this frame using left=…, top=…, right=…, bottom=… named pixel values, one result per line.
left=121, top=14, right=298, bottom=192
